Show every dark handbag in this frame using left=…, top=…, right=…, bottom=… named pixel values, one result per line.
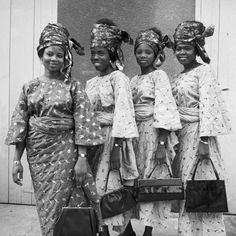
left=185, top=157, right=228, bottom=213
left=53, top=207, right=98, bottom=236
left=100, top=169, right=137, bottom=219
left=136, top=162, right=184, bottom=202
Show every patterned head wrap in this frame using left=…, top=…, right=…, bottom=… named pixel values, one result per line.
left=90, top=23, right=133, bottom=70
left=37, top=23, right=84, bottom=78
left=134, top=29, right=172, bottom=67
left=173, top=21, right=214, bottom=64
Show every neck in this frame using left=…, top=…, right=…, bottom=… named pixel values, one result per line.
left=140, top=66, right=155, bottom=75
left=99, top=66, right=115, bottom=76
left=44, top=70, right=64, bottom=80
left=183, top=60, right=200, bottom=72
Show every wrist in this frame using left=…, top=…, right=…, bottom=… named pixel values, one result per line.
left=13, top=160, right=21, bottom=165
left=158, top=140, right=166, bottom=146
left=78, top=153, right=87, bottom=159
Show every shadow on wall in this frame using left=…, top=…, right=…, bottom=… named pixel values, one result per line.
left=58, top=0, right=195, bottom=86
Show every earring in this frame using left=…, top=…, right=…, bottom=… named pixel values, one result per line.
left=153, top=57, right=162, bottom=68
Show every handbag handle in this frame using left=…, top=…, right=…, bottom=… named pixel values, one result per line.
left=191, top=157, right=220, bottom=180
left=147, top=161, right=172, bottom=179
left=104, top=169, right=123, bottom=192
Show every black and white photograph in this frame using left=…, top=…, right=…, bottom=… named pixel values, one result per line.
left=0, top=0, right=235, bottom=235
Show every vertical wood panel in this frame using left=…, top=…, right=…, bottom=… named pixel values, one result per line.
left=9, top=0, right=35, bottom=204
left=195, top=0, right=236, bottom=213
left=217, top=0, right=236, bottom=213
left=0, top=0, right=11, bottom=203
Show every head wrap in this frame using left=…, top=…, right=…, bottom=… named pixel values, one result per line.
left=134, top=29, right=172, bottom=67
left=173, top=21, right=214, bottom=64
left=37, top=23, right=84, bottom=79
left=90, top=23, right=133, bottom=70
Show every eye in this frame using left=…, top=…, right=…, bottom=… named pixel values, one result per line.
left=57, top=54, right=64, bottom=58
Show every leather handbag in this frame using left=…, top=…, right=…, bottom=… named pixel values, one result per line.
left=136, top=162, right=184, bottom=202
left=100, top=169, right=137, bottom=219
left=53, top=206, right=98, bottom=236
left=185, top=157, right=228, bottom=213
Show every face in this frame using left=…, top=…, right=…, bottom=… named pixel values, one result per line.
left=90, top=47, right=112, bottom=73
left=135, top=43, right=156, bottom=69
left=175, top=43, right=197, bottom=66
left=41, top=46, right=65, bottom=73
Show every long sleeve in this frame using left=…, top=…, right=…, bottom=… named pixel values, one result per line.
left=153, top=70, right=182, bottom=131
left=199, top=65, right=232, bottom=136
left=5, top=85, right=30, bottom=145
left=111, top=71, right=139, bottom=138
left=71, top=80, right=105, bottom=145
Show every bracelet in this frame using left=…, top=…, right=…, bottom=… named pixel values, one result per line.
left=200, top=139, right=208, bottom=145
left=13, top=160, right=21, bottom=165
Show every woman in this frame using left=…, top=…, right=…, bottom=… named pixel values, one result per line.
left=85, top=18, right=139, bottom=235
left=128, top=28, right=182, bottom=236
left=5, top=23, right=105, bottom=236
left=172, top=21, right=232, bottom=236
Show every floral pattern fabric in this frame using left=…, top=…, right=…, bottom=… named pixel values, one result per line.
left=85, top=70, right=139, bottom=233
left=5, top=77, right=104, bottom=236
left=130, top=70, right=181, bottom=228
left=171, top=64, right=232, bottom=236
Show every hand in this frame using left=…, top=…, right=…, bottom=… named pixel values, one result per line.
left=198, top=141, right=210, bottom=159
left=74, top=157, right=88, bottom=185
left=155, top=143, right=166, bottom=161
left=110, top=144, right=122, bottom=170
left=133, top=91, right=143, bottom=104
left=12, top=162, right=23, bottom=186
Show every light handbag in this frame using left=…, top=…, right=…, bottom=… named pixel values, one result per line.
left=53, top=206, right=98, bottom=236
left=136, top=162, right=184, bottom=202
left=185, top=157, right=228, bottom=213
left=100, top=169, right=137, bottom=219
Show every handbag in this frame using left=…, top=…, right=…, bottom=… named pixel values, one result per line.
left=185, top=157, right=228, bottom=213
left=100, top=169, right=137, bottom=219
left=136, top=162, right=184, bottom=202
left=53, top=206, right=98, bottom=236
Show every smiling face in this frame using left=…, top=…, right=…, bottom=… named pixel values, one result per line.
left=175, top=42, right=197, bottom=66
left=41, top=46, right=65, bottom=73
left=90, top=46, right=114, bottom=75
left=135, top=43, right=156, bottom=72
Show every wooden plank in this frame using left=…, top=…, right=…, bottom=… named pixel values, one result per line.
left=195, top=0, right=220, bottom=76
left=8, top=0, right=35, bottom=204
left=0, top=0, right=11, bottom=203
left=217, top=0, right=236, bottom=213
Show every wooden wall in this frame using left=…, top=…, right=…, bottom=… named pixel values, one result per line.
left=0, top=0, right=57, bottom=204
left=196, top=0, right=236, bottom=213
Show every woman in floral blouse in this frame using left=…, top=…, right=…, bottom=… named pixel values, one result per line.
left=172, top=21, right=232, bottom=236
left=85, top=18, right=139, bottom=236
left=127, top=27, right=182, bottom=236
left=5, top=23, right=105, bottom=236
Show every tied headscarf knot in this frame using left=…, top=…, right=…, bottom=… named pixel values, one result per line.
left=173, top=21, right=215, bottom=64
left=37, top=23, right=84, bottom=79
left=90, top=23, right=133, bottom=70
left=134, top=29, right=172, bottom=67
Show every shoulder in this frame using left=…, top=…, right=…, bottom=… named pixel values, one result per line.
left=151, top=69, right=170, bottom=83
left=110, top=70, right=129, bottom=84
left=22, top=78, right=41, bottom=94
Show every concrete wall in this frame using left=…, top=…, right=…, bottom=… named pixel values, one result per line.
left=58, top=0, right=195, bottom=86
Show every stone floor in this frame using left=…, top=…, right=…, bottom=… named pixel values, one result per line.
left=0, top=204, right=235, bottom=236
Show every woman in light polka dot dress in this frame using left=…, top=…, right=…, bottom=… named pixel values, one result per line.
left=5, top=23, right=105, bottom=236
left=172, top=21, right=232, bottom=236
left=85, top=18, right=139, bottom=236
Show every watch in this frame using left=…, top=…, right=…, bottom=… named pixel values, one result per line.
left=158, top=140, right=165, bottom=146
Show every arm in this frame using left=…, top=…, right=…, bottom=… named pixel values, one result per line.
left=12, top=142, right=25, bottom=185
left=155, top=128, right=170, bottom=160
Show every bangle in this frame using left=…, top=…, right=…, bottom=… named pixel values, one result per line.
left=78, top=153, right=87, bottom=158
left=13, top=160, right=21, bottom=165
left=114, top=143, right=122, bottom=148
left=200, top=139, right=208, bottom=145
